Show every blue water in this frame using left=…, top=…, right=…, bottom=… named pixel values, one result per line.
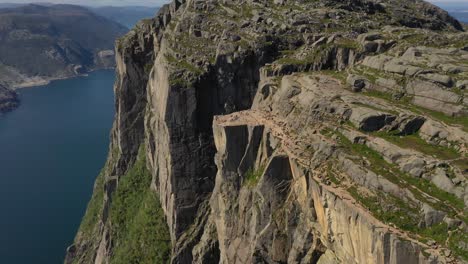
left=0, top=70, right=115, bottom=264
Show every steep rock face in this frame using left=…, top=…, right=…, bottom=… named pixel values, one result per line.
left=210, top=120, right=429, bottom=264
left=69, top=0, right=468, bottom=263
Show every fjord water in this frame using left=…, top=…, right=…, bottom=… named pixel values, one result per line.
left=0, top=70, right=115, bottom=263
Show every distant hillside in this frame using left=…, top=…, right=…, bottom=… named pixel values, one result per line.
left=92, top=6, right=158, bottom=28
left=0, top=4, right=127, bottom=89
left=0, top=4, right=22, bottom=9
left=450, top=12, right=468, bottom=23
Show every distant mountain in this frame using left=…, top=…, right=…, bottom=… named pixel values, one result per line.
left=0, top=4, right=22, bottom=9
left=92, top=6, right=158, bottom=28
left=431, top=2, right=468, bottom=23
left=450, top=12, right=468, bottom=23
left=0, top=4, right=127, bottom=89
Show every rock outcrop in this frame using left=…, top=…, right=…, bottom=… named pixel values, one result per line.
left=0, top=84, right=18, bottom=113
left=68, top=0, right=468, bottom=263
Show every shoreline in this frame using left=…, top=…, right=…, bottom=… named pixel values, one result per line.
left=13, top=68, right=115, bottom=90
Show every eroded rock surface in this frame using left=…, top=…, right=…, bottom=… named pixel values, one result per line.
left=68, top=0, right=468, bottom=263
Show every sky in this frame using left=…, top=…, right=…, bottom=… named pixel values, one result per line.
left=0, top=0, right=465, bottom=8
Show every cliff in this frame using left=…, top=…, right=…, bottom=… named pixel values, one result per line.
left=68, top=0, right=468, bottom=263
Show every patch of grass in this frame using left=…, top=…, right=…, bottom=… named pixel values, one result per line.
left=335, top=131, right=464, bottom=213
left=144, top=62, right=153, bottom=74
left=165, top=54, right=203, bottom=75
left=111, top=191, right=171, bottom=264
left=109, top=147, right=171, bottom=264
left=335, top=38, right=361, bottom=50
left=348, top=186, right=466, bottom=258
left=420, top=223, right=448, bottom=244
left=452, top=158, right=468, bottom=172
left=169, top=76, right=192, bottom=88
left=351, top=101, right=399, bottom=115
left=76, top=170, right=105, bottom=238
left=373, top=132, right=460, bottom=160
left=348, top=187, right=419, bottom=232
left=326, top=165, right=341, bottom=185
left=276, top=44, right=332, bottom=66
left=363, top=89, right=394, bottom=101
left=449, top=230, right=468, bottom=261
left=321, top=70, right=347, bottom=84
left=406, top=104, right=468, bottom=132
left=362, top=89, right=468, bottom=132
left=403, top=175, right=464, bottom=212
left=244, top=165, right=265, bottom=187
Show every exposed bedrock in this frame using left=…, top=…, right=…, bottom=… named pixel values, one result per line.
left=208, top=120, right=432, bottom=264
left=68, top=0, right=468, bottom=263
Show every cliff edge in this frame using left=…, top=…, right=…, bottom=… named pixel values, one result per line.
left=68, top=0, right=468, bottom=263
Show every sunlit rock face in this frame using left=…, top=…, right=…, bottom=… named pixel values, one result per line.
left=68, top=0, right=468, bottom=263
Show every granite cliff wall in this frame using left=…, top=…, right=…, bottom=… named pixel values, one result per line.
left=67, top=0, right=467, bottom=263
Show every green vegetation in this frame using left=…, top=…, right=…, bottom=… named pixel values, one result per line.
left=334, top=130, right=466, bottom=258
left=351, top=101, right=399, bottom=115
left=321, top=70, right=347, bottom=84
left=169, top=76, right=194, bottom=89
left=449, top=230, right=468, bottom=261
left=72, top=148, right=121, bottom=264
left=165, top=54, right=203, bottom=75
left=408, top=105, right=468, bottom=132
left=76, top=170, right=105, bottom=239
left=336, top=130, right=464, bottom=212
left=244, top=165, right=266, bottom=187
left=111, top=191, right=171, bottom=264
left=276, top=44, right=333, bottom=66
left=348, top=187, right=419, bottom=232
left=452, top=158, right=468, bottom=172
left=326, top=165, right=341, bottom=185
left=373, top=132, right=460, bottom=160
left=144, top=62, right=154, bottom=74
left=110, top=147, right=171, bottom=264
left=349, top=186, right=466, bottom=259
left=362, top=89, right=468, bottom=132
left=352, top=65, right=406, bottom=85
left=403, top=174, right=464, bottom=211
left=335, top=38, right=361, bottom=50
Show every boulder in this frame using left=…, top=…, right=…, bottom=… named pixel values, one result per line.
left=361, top=55, right=392, bottom=70
left=419, top=73, right=453, bottom=87
left=406, top=80, right=463, bottom=115
left=383, top=60, right=422, bottom=76
left=401, top=156, right=426, bottom=177
left=456, top=80, right=468, bottom=89
left=376, top=77, right=401, bottom=91
left=413, top=97, right=464, bottom=117
left=431, top=168, right=455, bottom=194
left=386, top=115, right=426, bottom=135
left=346, top=74, right=369, bottom=92
left=421, top=204, right=446, bottom=227
left=349, top=107, right=396, bottom=131
left=443, top=217, right=462, bottom=229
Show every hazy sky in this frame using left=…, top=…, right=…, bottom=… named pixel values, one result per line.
left=0, top=0, right=170, bottom=6
left=0, top=0, right=465, bottom=7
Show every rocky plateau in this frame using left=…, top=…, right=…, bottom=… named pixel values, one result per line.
left=67, top=0, right=468, bottom=263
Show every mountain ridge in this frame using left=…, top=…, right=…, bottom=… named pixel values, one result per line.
left=0, top=3, right=127, bottom=114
